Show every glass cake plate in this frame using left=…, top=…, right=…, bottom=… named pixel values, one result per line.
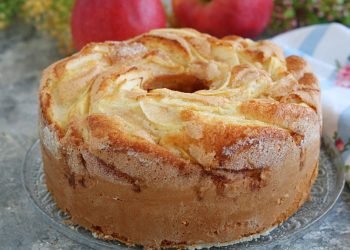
left=22, top=137, right=345, bottom=249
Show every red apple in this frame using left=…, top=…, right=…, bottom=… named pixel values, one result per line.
left=335, top=138, right=345, bottom=152
left=172, top=0, right=273, bottom=38
left=71, top=0, right=166, bottom=50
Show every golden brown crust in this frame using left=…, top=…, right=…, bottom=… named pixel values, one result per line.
left=39, top=28, right=321, bottom=248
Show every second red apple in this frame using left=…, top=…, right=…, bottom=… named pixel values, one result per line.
left=172, top=0, right=273, bottom=38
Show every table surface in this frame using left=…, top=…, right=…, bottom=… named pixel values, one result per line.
left=0, top=24, right=349, bottom=250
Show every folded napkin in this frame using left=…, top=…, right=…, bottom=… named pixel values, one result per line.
left=272, top=23, right=350, bottom=186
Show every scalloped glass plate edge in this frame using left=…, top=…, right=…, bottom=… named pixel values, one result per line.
left=22, top=136, right=345, bottom=249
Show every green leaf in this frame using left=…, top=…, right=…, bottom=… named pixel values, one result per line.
left=283, top=8, right=295, bottom=19
left=333, top=131, right=339, bottom=141
left=335, top=60, right=342, bottom=70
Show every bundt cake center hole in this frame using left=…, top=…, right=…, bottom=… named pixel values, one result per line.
left=142, top=74, right=209, bottom=93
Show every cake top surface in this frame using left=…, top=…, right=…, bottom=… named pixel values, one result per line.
left=40, top=28, right=320, bottom=169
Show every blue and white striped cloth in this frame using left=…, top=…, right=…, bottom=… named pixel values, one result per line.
left=272, top=23, right=350, bottom=185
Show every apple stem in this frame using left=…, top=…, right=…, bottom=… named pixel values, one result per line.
left=200, top=0, right=212, bottom=4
